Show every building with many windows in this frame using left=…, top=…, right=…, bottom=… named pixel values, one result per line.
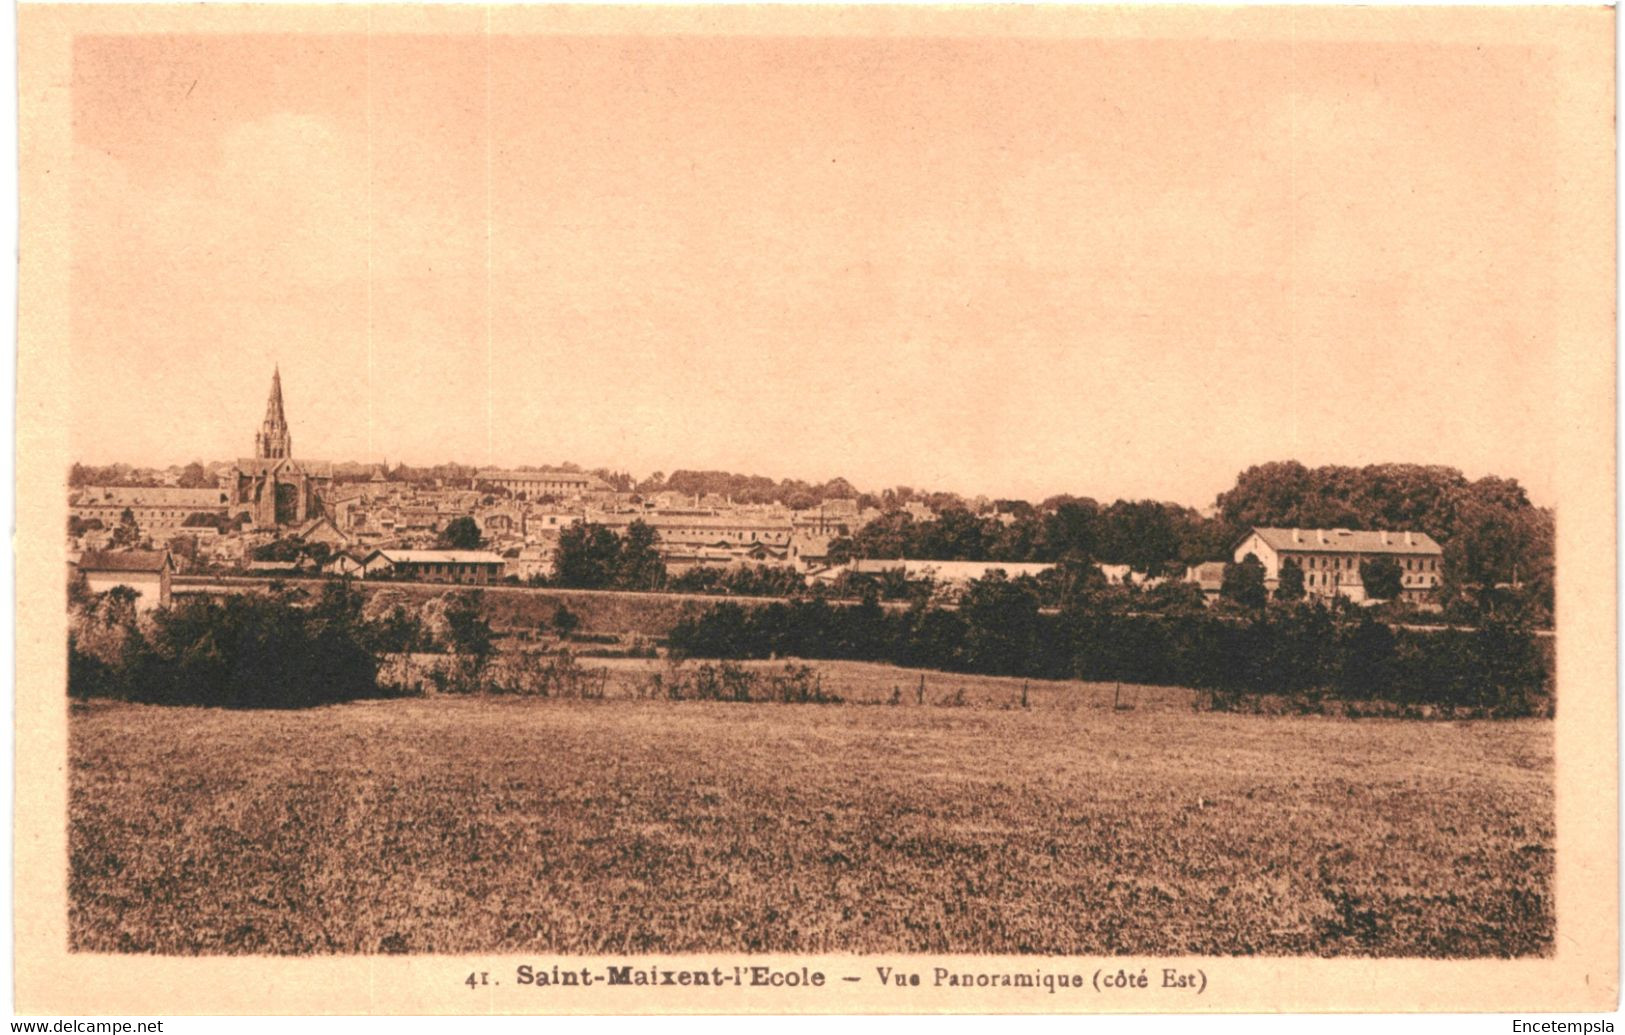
left=70, top=486, right=231, bottom=540
left=1233, top=526, right=1444, bottom=604
left=474, top=468, right=611, bottom=500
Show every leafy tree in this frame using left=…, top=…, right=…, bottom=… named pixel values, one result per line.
left=1095, top=500, right=1187, bottom=575
left=441, top=590, right=494, bottom=662
left=1037, top=498, right=1101, bottom=561
left=177, top=461, right=213, bottom=488
left=68, top=515, right=105, bottom=537
left=1220, top=554, right=1268, bottom=609
left=1360, top=555, right=1404, bottom=601
left=958, top=572, right=1042, bottom=675
left=616, top=520, right=666, bottom=590
left=553, top=523, right=622, bottom=589
left=110, top=507, right=143, bottom=549
left=1140, top=579, right=1210, bottom=617
left=437, top=515, right=484, bottom=551
left=369, top=605, right=427, bottom=655
left=166, top=534, right=199, bottom=566
left=1276, top=557, right=1306, bottom=602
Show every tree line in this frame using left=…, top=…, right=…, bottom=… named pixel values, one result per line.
left=667, top=573, right=1552, bottom=716
left=827, top=462, right=1552, bottom=621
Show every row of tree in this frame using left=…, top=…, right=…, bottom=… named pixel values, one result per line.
left=70, top=462, right=218, bottom=489
left=667, top=578, right=1552, bottom=715
left=824, top=463, right=1552, bottom=621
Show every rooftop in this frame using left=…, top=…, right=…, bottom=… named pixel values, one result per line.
left=77, top=549, right=172, bottom=573
left=374, top=550, right=506, bottom=565
left=1250, top=527, right=1443, bottom=555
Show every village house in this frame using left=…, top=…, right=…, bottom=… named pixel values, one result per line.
left=787, top=532, right=837, bottom=572
left=1234, top=526, right=1444, bottom=604
left=75, top=549, right=176, bottom=611
left=293, top=514, right=351, bottom=550
left=322, top=551, right=368, bottom=578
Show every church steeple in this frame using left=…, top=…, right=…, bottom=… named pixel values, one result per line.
left=255, top=366, right=292, bottom=460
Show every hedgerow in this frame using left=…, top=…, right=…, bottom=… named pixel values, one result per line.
left=668, top=589, right=1551, bottom=716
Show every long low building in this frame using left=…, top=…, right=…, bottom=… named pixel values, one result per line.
left=360, top=549, right=507, bottom=584
left=475, top=468, right=611, bottom=500
left=589, top=510, right=794, bottom=550
left=70, top=485, right=231, bottom=540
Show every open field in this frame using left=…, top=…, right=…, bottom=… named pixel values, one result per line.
left=70, top=671, right=1553, bottom=957
left=390, top=656, right=1211, bottom=711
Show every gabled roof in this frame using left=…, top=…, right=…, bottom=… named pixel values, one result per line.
left=1248, top=527, right=1443, bottom=555
left=295, top=515, right=345, bottom=537
left=76, top=549, right=173, bottom=573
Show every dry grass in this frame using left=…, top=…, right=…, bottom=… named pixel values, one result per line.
left=70, top=675, right=1552, bottom=957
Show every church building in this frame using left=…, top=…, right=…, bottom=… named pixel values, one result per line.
left=232, top=368, right=332, bottom=529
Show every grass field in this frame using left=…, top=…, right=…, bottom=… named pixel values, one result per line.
left=70, top=672, right=1553, bottom=957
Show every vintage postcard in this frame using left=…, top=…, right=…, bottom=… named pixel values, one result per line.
left=14, top=3, right=1617, bottom=1016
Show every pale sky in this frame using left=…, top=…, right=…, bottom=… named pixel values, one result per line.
left=69, top=28, right=1568, bottom=508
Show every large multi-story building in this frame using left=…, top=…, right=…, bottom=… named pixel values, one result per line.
left=475, top=468, right=611, bottom=500
left=69, top=485, right=231, bottom=540
left=1234, top=526, right=1444, bottom=604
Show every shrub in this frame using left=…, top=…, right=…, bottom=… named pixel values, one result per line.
left=73, top=592, right=381, bottom=708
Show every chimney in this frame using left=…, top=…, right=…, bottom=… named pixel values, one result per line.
left=1405, top=531, right=1414, bottom=546
left=1380, top=530, right=1389, bottom=545
left=1318, top=530, right=1327, bottom=544
left=1293, top=529, right=1302, bottom=544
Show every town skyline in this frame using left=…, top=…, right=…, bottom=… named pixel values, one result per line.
left=70, top=361, right=1557, bottom=512
left=69, top=28, right=1568, bottom=512
left=71, top=365, right=1556, bottom=512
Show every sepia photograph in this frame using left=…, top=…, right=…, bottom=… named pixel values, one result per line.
left=14, top=2, right=1617, bottom=1017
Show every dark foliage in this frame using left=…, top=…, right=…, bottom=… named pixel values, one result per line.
left=552, top=521, right=669, bottom=591
left=668, top=576, right=1551, bottom=716
left=68, top=586, right=383, bottom=708
left=437, top=516, right=484, bottom=550
left=1221, top=554, right=1269, bottom=609
left=1276, top=558, right=1306, bottom=602
left=1360, top=555, right=1404, bottom=602
left=552, top=603, right=581, bottom=637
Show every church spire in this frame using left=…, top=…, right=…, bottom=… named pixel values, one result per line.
left=255, top=366, right=292, bottom=460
